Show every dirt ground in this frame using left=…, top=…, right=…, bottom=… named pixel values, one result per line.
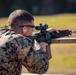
left=46, top=67, right=76, bottom=74
left=22, top=66, right=76, bottom=74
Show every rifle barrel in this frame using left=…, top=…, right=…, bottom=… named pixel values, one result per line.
left=51, top=37, right=76, bottom=44
left=72, top=30, right=76, bottom=33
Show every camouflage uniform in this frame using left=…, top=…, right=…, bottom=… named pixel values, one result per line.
left=0, top=26, right=49, bottom=75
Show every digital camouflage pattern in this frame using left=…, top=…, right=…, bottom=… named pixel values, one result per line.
left=0, top=27, right=49, bottom=75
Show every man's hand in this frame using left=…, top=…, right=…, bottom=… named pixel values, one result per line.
left=47, top=28, right=59, bottom=33
left=34, top=40, right=48, bottom=52
left=39, top=42, right=48, bottom=52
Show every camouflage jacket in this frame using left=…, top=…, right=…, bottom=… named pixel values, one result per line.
left=0, top=27, right=49, bottom=75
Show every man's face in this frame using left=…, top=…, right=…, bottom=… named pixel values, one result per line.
left=22, top=20, right=35, bottom=36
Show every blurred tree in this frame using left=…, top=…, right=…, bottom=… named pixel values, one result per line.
left=53, top=0, right=67, bottom=13
left=0, top=0, right=14, bottom=17
left=66, top=0, right=76, bottom=12
left=10, top=0, right=42, bottom=15
left=40, top=0, right=55, bottom=15
left=0, top=0, right=76, bottom=17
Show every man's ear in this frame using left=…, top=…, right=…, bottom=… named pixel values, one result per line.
left=22, top=26, right=27, bottom=33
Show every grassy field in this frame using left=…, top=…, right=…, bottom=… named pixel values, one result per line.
left=0, top=13, right=76, bottom=74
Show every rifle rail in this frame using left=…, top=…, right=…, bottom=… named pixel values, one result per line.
left=51, top=37, right=76, bottom=44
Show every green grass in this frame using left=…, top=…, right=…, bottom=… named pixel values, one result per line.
left=47, top=44, right=76, bottom=74
left=50, top=44, right=76, bottom=67
left=0, top=14, right=76, bottom=73
left=34, top=13, right=76, bottom=30
left=0, top=17, right=8, bottom=26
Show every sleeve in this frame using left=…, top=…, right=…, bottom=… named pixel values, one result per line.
left=15, top=35, right=49, bottom=74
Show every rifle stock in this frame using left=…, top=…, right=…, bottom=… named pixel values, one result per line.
left=46, top=45, right=52, bottom=59
left=47, top=37, right=76, bottom=60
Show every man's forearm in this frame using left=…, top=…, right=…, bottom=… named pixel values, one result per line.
left=23, top=47, right=49, bottom=74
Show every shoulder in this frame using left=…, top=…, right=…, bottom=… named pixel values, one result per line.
left=12, top=34, right=33, bottom=47
left=12, top=34, right=32, bottom=43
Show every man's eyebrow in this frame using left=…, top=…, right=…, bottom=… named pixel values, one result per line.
left=19, top=25, right=35, bottom=28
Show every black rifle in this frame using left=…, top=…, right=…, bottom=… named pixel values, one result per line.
left=27, top=24, right=76, bottom=59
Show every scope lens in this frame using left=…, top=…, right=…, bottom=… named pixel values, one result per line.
left=43, top=24, right=48, bottom=29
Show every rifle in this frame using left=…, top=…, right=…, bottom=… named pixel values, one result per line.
left=27, top=24, right=76, bottom=60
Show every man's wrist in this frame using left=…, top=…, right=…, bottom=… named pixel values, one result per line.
left=35, top=44, right=41, bottom=50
